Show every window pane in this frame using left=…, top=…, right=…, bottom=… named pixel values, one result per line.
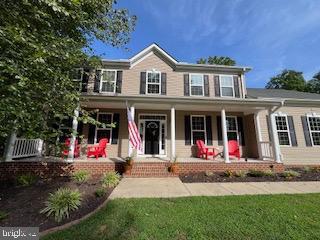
left=221, top=76, right=233, bottom=86
left=191, top=86, right=203, bottom=96
left=102, top=71, right=115, bottom=82
left=147, top=84, right=160, bottom=94
left=192, top=117, right=205, bottom=130
left=191, top=75, right=203, bottom=85
left=275, top=116, right=288, bottom=131
left=227, top=132, right=238, bottom=141
left=98, top=114, right=112, bottom=125
left=278, top=132, right=290, bottom=145
left=96, top=129, right=111, bottom=143
left=226, top=117, right=237, bottom=131
left=221, top=87, right=233, bottom=97
left=309, top=117, right=320, bottom=131
left=192, top=131, right=205, bottom=144
left=311, top=132, right=320, bottom=145
left=101, top=82, right=115, bottom=92
left=147, top=72, right=160, bottom=83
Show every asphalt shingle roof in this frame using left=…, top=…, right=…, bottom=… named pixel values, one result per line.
left=247, top=88, right=320, bottom=100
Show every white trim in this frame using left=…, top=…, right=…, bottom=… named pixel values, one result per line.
left=189, top=73, right=204, bottom=97
left=306, top=114, right=320, bottom=146
left=171, top=106, right=176, bottom=159
left=273, top=113, right=292, bottom=147
left=269, top=110, right=282, bottom=163
left=146, top=70, right=162, bottom=95
left=190, top=115, right=207, bottom=145
left=221, top=109, right=230, bottom=163
left=219, top=74, right=235, bottom=98
left=95, top=112, right=113, bottom=144
left=99, top=69, right=117, bottom=93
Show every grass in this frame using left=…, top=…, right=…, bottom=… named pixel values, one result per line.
left=42, top=194, right=320, bottom=240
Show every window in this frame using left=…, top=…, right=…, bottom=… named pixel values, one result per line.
left=191, top=116, right=206, bottom=144
left=146, top=71, right=161, bottom=94
left=307, top=116, right=320, bottom=146
left=220, top=75, right=234, bottom=97
left=71, top=68, right=83, bottom=81
left=226, top=116, right=238, bottom=141
left=95, top=113, right=113, bottom=143
left=190, top=74, right=204, bottom=96
left=275, top=115, right=291, bottom=146
left=100, top=70, right=116, bottom=93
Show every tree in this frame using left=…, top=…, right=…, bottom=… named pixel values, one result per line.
left=0, top=1, right=136, bottom=145
left=197, top=56, right=236, bottom=66
left=265, top=70, right=306, bottom=91
left=306, top=72, right=320, bottom=94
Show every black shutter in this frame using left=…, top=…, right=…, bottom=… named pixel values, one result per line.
left=237, top=117, right=245, bottom=146
left=217, top=116, right=222, bottom=145
left=266, top=116, right=272, bottom=142
left=233, top=76, right=240, bottom=98
left=140, top=72, right=146, bottom=94
left=111, top=113, right=120, bottom=144
left=88, top=113, right=97, bottom=144
left=214, top=75, right=220, bottom=97
left=287, top=116, right=297, bottom=147
left=204, top=75, right=209, bottom=97
left=81, top=69, right=89, bottom=92
left=301, top=116, right=312, bottom=146
left=93, top=70, right=101, bottom=93
left=161, top=72, right=167, bottom=95
left=206, top=116, right=212, bottom=145
left=116, top=71, right=122, bottom=93
left=184, top=74, right=190, bottom=96
left=184, top=115, right=191, bottom=145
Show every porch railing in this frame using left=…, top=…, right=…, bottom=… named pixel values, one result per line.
left=259, top=141, right=273, bottom=160
left=12, top=138, right=43, bottom=159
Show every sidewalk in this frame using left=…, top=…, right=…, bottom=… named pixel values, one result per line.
left=109, top=178, right=320, bottom=199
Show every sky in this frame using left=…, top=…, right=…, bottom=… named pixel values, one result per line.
left=91, top=0, right=320, bottom=88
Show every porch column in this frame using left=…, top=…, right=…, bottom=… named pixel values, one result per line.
left=221, top=108, right=230, bottom=163
left=268, top=109, right=282, bottom=163
left=4, top=132, right=17, bottom=162
left=170, top=106, right=176, bottom=160
left=67, top=107, right=79, bottom=162
left=128, top=105, right=135, bottom=157
left=254, top=112, right=263, bottom=160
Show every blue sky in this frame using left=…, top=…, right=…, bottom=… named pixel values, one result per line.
left=91, top=0, right=320, bottom=88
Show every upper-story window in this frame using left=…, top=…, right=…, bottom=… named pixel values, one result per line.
left=220, top=75, right=234, bottom=97
left=275, top=115, right=291, bottom=146
left=100, top=70, right=117, bottom=93
left=307, top=116, right=320, bottom=146
left=147, top=71, right=161, bottom=94
left=190, top=74, right=204, bottom=96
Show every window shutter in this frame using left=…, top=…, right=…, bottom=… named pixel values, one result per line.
left=216, top=116, right=222, bottom=145
left=266, top=116, right=272, bottom=142
left=206, top=116, right=212, bottom=145
left=233, top=76, right=240, bottom=98
left=301, top=116, right=312, bottom=146
left=88, top=113, right=97, bottom=144
left=93, top=70, right=101, bottom=93
left=81, top=69, right=89, bottom=92
left=237, top=117, right=245, bottom=146
left=140, top=72, right=146, bottom=94
left=111, top=113, right=120, bottom=144
left=161, top=73, right=167, bottom=95
left=116, top=71, right=123, bottom=93
left=204, top=75, right=210, bottom=97
left=184, top=74, right=190, bottom=96
left=214, top=75, right=220, bottom=97
left=287, top=116, right=297, bottom=147
left=184, top=115, right=191, bottom=145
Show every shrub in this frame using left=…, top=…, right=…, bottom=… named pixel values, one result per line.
left=248, top=169, right=265, bottom=177
left=0, top=211, right=8, bottom=221
left=40, top=188, right=82, bottom=222
left=312, top=166, right=320, bottom=173
left=234, top=170, right=247, bottom=178
left=95, top=188, right=106, bottom=198
left=224, top=170, right=233, bottom=178
left=101, top=171, right=121, bottom=188
left=17, top=173, right=37, bottom=186
left=205, top=171, right=214, bottom=177
left=303, top=166, right=312, bottom=173
left=282, top=170, right=301, bottom=179
left=72, top=170, right=90, bottom=184
left=264, top=170, right=275, bottom=177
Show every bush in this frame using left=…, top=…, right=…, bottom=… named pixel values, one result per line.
left=312, top=166, right=320, bottom=173
left=95, top=188, right=106, bottom=198
left=72, top=170, right=90, bottom=184
left=40, top=188, right=82, bottom=222
left=224, top=170, right=233, bottom=178
left=205, top=171, right=214, bottom=177
left=101, top=171, right=121, bottom=188
left=282, top=170, right=301, bottom=179
left=17, top=173, right=37, bottom=186
left=303, top=166, right=312, bottom=173
left=248, top=169, right=265, bottom=177
left=234, top=170, right=247, bottom=178
left=0, top=211, right=8, bottom=221
left=264, top=170, right=275, bottom=177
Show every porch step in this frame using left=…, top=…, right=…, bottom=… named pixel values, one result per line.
left=123, top=162, right=178, bottom=177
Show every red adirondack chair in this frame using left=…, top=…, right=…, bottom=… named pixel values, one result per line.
left=228, top=140, right=240, bottom=160
left=87, top=138, right=108, bottom=159
left=196, top=140, right=220, bottom=160
left=61, top=138, right=80, bottom=158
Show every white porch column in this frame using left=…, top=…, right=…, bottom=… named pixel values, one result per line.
left=4, top=132, right=17, bottom=162
left=254, top=112, right=263, bottom=160
left=221, top=108, right=230, bottom=163
left=67, top=107, right=79, bottom=162
left=170, top=106, right=176, bottom=160
left=268, top=109, right=282, bottom=163
left=128, top=105, right=135, bottom=157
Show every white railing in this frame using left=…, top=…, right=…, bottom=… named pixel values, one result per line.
left=12, top=138, right=43, bottom=159
left=259, top=141, right=273, bottom=160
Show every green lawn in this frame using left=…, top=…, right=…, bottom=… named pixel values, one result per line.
left=42, top=194, right=320, bottom=240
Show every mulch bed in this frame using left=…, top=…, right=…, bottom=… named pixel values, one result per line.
left=180, top=168, right=320, bottom=183
left=0, top=176, right=113, bottom=231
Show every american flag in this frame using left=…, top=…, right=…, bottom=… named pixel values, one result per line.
left=127, top=107, right=142, bottom=150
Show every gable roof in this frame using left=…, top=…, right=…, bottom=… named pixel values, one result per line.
left=247, top=88, right=320, bottom=100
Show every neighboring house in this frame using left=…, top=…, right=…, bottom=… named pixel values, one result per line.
left=74, top=43, right=320, bottom=165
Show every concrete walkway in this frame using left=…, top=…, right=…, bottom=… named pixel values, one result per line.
left=109, top=178, right=320, bottom=199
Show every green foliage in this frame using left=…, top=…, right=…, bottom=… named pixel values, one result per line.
left=224, top=170, right=233, bottom=178
left=248, top=169, right=265, bottom=177
left=95, top=188, right=106, bottom=198
left=263, top=170, right=275, bottom=177
left=303, top=166, right=312, bottom=173
left=265, top=69, right=306, bottom=91
left=205, top=171, right=214, bottom=177
left=197, top=56, right=236, bottom=66
left=40, top=188, right=82, bottom=223
left=0, top=211, right=8, bottom=221
left=101, top=171, right=121, bottom=188
left=282, top=170, right=301, bottom=179
left=234, top=170, right=247, bottom=178
left=17, top=173, right=37, bottom=186
left=72, top=170, right=90, bottom=184
left=306, top=72, right=320, bottom=94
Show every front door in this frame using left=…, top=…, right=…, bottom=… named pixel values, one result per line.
left=145, top=121, right=160, bottom=155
